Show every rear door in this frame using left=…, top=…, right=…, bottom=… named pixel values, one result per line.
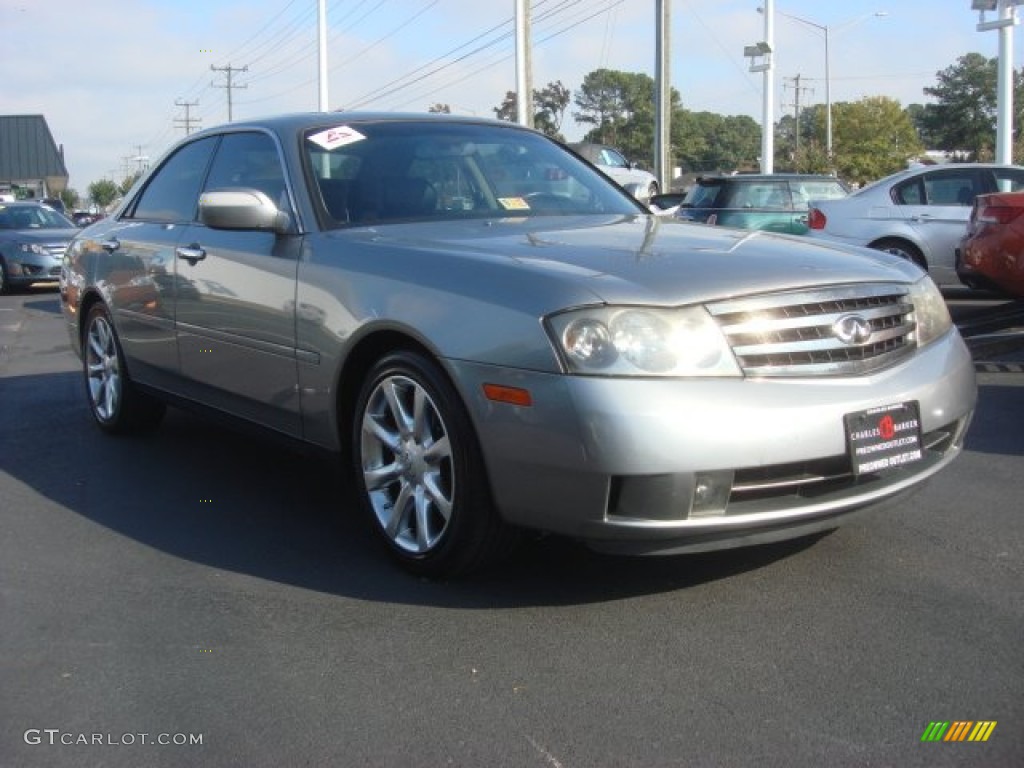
left=100, top=136, right=218, bottom=388
left=173, top=130, right=304, bottom=436
left=892, top=167, right=982, bottom=284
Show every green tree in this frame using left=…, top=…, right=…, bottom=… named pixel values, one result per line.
left=492, top=81, right=571, bottom=140
left=674, top=111, right=760, bottom=172
left=918, top=52, right=1024, bottom=161
left=573, top=69, right=680, bottom=166
left=830, top=97, right=922, bottom=184
left=533, top=80, right=570, bottom=140
left=59, top=188, right=80, bottom=212
left=119, top=172, right=143, bottom=196
left=88, top=179, right=119, bottom=210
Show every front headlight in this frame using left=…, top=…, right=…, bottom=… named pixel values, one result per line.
left=546, top=306, right=742, bottom=377
left=18, top=243, right=48, bottom=256
left=908, top=275, right=952, bottom=347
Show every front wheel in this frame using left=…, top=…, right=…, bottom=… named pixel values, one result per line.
left=82, top=303, right=165, bottom=434
left=352, top=350, right=511, bottom=577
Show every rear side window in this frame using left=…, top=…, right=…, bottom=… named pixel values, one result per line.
left=128, top=137, right=217, bottom=223
left=895, top=170, right=977, bottom=206
left=726, top=181, right=790, bottom=210
left=992, top=167, right=1024, bottom=192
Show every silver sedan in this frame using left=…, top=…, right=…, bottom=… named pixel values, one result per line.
left=807, top=162, right=1024, bottom=287
left=60, top=113, right=976, bottom=576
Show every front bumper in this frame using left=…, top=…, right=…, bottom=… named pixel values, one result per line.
left=3, top=253, right=63, bottom=286
left=452, top=327, right=976, bottom=554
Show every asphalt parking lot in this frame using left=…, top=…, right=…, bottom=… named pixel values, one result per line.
left=1, top=285, right=1022, bottom=767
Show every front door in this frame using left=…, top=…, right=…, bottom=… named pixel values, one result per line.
left=173, top=131, right=303, bottom=436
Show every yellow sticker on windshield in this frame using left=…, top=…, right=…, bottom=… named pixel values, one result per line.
left=498, top=197, right=530, bottom=210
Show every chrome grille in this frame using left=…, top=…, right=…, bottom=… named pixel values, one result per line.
left=707, top=284, right=916, bottom=377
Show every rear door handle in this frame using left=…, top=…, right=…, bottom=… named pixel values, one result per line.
left=176, top=244, right=207, bottom=265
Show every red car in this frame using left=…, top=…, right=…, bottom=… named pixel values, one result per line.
left=957, top=191, right=1024, bottom=298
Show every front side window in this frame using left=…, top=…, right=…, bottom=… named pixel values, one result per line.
left=304, top=121, right=642, bottom=227
left=128, top=137, right=218, bottom=223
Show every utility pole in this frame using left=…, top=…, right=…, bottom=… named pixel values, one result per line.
left=783, top=74, right=813, bottom=168
left=654, top=0, right=671, bottom=193
left=210, top=63, right=249, bottom=122
left=174, top=98, right=201, bottom=135
left=514, top=0, right=533, bottom=128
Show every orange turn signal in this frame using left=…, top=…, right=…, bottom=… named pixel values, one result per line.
left=482, top=383, right=533, bottom=407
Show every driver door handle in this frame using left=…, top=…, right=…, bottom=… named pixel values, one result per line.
left=176, top=244, right=207, bottom=265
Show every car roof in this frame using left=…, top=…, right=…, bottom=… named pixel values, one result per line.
left=695, top=174, right=841, bottom=182
left=186, top=111, right=523, bottom=140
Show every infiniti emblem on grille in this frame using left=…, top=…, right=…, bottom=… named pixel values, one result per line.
left=833, top=314, right=872, bottom=345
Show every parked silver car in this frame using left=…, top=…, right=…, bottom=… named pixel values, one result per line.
left=571, top=142, right=660, bottom=201
left=60, top=113, right=976, bottom=576
left=807, top=163, right=1024, bottom=287
left=0, top=201, right=76, bottom=293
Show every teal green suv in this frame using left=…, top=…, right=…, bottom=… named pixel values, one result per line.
left=676, top=174, right=849, bottom=235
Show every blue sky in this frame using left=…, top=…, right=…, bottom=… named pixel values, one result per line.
left=2, top=0, right=1020, bottom=194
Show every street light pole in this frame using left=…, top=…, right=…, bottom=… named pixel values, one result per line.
left=770, top=9, right=886, bottom=165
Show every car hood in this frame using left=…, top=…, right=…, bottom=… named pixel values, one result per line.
left=353, top=215, right=922, bottom=306
left=1, top=227, right=76, bottom=244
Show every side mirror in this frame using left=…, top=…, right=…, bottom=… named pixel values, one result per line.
left=199, top=188, right=291, bottom=233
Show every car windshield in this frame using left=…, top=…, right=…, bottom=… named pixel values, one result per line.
left=304, top=120, right=643, bottom=227
left=0, top=204, right=76, bottom=230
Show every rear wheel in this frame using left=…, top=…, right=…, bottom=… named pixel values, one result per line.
left=872, top=238, right=926, bottom=269
left=0, top=258, right=9, bottom=295
left=352, top=349, right=511, bottom=577
left=83, top=303, right=165, bottom=434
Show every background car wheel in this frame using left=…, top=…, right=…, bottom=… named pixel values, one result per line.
left=82, top=303, right=165, bottom=434
left=0, top=258, right=9, bottom=295
left=646, top=182, right=659, bottom=201
left=352, top=349, right=512, bottom=577
left=872, top=239, right=926, bottom=270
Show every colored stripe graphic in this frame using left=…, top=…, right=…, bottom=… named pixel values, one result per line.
left=945, top=721, right=973, bottom=741
left=969, top=722, right=997, bottom=742
left=920, top=721, right=997, bottom=742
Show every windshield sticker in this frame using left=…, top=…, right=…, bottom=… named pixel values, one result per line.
left=308, top=126, right=366, bottom=150
left=498, top=197, right=530, bottom=210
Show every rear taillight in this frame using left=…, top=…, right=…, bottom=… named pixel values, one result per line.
left=807, top=208, right=827, bottom=230
left=976, top=204, right=1024, bottom=225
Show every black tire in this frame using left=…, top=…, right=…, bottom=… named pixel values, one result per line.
left=646, top=182, right=659, bottom=201
left=82, top=303, right=165, bottom=434
left=0, top=257, right=9, bottom=295
left=872, top=238, right=926, bottom=269
left=352, top=349, right=512, bottom=577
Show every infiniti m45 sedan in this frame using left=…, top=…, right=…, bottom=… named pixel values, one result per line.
left=60, top=113, right=977, bottom=577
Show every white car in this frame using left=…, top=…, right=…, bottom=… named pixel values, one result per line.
left=571, top=142, right=659, bottom=201
left=807, top=163, right=1024, bottom=287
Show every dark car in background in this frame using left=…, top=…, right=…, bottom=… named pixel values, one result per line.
left=676, top=174, right=849, bottom=235
left=0, top=201, right=77, bottom=293
left=957, top=191, right=1024, bottom=298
